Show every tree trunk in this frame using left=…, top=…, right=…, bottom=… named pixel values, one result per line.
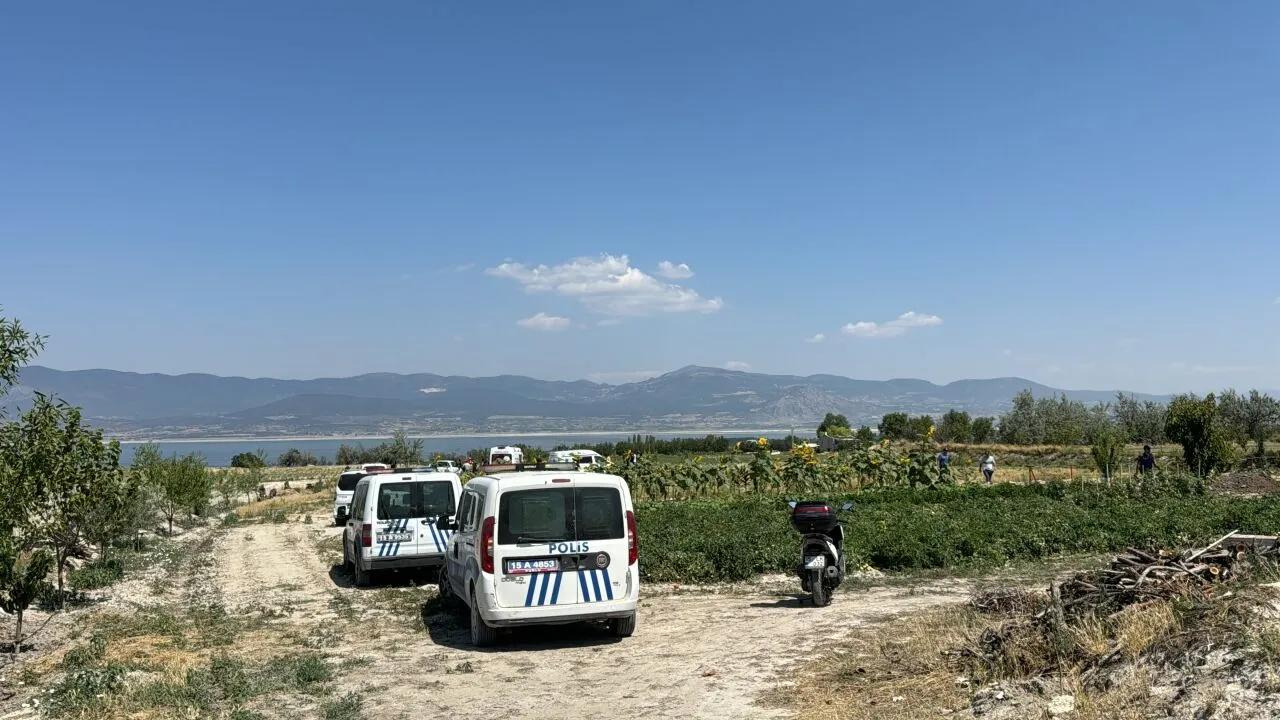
left=14, top=611, right=23, bottom=654
left=1257, top=436, right=1266, bottom=458
left=168, top=515, right=174, bottom=535
left=56, top=547, right=66, bottom=607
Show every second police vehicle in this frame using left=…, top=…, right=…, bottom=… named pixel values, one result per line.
left=341, top=470, right=463, bottom=586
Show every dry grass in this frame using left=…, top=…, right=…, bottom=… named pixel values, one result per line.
left=770, top=607, right=987, bottom=720
left=236, top=486, right=331, bottom=520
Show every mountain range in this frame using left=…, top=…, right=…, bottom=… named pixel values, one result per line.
left=5, top=365, right=1166, bottom=440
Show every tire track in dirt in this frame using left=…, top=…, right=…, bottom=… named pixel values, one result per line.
left=214, top=522, right=342, bottom=621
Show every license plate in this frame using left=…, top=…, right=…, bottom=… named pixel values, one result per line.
left=505, top=558, right=560, bottom=574
left=378, top=532, right=412, bottom=543
left=804, top=555, right=827, bottom=569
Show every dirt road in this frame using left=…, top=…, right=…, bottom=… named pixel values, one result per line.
left=212, top=522, right=975, bottom=720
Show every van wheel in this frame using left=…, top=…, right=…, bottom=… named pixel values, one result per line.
left=469, top=590, right=498, bottom=647
left=437, top=569, right=456, bottom=608
left=353, top=556, right=371, bottom=587
left=342, top=542, right=352, bottom=573
left=610, top=613, right=636, bottom=638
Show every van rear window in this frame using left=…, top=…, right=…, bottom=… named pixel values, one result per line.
left=337, top=473, right=363, bottom=491
left=376, top=481, right=456, bottom=520
left=497, top=487, right=623, bottom=545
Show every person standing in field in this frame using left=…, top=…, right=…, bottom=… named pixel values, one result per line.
left=979, top=452, right=996, bottom=484
left=937, top=448, right=952, bottom=482
left=1137, top=445, right=1156, bottom=475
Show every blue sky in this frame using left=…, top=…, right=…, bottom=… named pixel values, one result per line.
left=2, top=2, right=1277, bottom=393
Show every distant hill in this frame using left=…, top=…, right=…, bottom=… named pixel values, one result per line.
left=5, top=365, right=1167, bottom=439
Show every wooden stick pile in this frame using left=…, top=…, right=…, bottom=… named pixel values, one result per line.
left=1047, top=531, right=1279, bottom=618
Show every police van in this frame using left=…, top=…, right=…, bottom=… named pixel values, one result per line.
left=437, top=466, right=639, bottom=646
left=332, top=463, right=391, bottom=525
left=341, top=471, right=463, bottom=587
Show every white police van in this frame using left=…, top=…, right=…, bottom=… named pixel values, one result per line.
left=333, top=464, right=390, bottom=525
left=437, top=466, right=639, bottom=646
left=341, top=471, right=462, bottom=587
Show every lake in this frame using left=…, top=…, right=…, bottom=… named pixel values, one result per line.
left=117, top=430, right=792, bottom=467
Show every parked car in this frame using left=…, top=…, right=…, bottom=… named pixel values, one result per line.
left=341, top=471, right=463, bottom=586
left=333, top=467, right=390, bottom=525
left=434, top=459, right=461, bottom=473
left=437, top=468, right=639, bottom=646
left=487, top=446, right=524, bottom=466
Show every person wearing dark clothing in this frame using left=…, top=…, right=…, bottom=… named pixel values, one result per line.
left=1137, top=445, right=1156, bottom=474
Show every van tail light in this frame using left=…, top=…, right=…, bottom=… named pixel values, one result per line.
left=625, top=510, right=639, bottom=565
left=360, top=523, right=373, bottom=548
left=480, top=516, right=495, bottom=574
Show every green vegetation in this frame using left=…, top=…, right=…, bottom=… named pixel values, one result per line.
left=277, top=447, right=322, bottom=467
left=636, top=476, right=1280, bottom=583
left=1165, top=393, right=1236, bottom=477
left=334, top=429, right=425, bottom=466
left=230, top=450, right=267, bottom=468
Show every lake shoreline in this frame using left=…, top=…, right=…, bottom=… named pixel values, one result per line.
left=113, top=428, right=794, bottom=444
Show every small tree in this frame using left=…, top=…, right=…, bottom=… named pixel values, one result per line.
left=854, top=426, right=876, bottom=442
left=229, top=451, right=266, bottom=469
left=1088, top=422, right=1125, bottom=485
left=147, top=453, right=210, bottom=535
left=1165, top=393, right=1234, bottom=477
left=937, top=410, right=972, bottom=444
left=277, top=448, right=319, bottom=467
left=0, top=540, right=53, bottom=653
left=970, top=417, right=996, bottom=444
left=387, top=430, right=424, bottom=468
left=0, top=308, right=44, bottom=402
left=878, top=413, right=911, bottom=440
left=237, top=466, right=263, bottom=504
left=817, top=413, right=851, bottom=436
left=1219, top=389, right=1280, bottom=457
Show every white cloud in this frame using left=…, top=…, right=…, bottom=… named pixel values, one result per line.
left=724, top=361, right=752, bottom=371
left=805, top=333, right=826, bottom=344
left=418, top=387, right=446, bottom=394
left=656, top=260, right=694, bottom=280
left=842, top=311, right=943, bottom=339
left=587, top=370, right=661, bottom=384
left=487, top=254, right=723, bottom=317
left=516, top=312, right=571, bottom=331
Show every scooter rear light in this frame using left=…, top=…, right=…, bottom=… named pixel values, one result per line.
left=793, top=504, right=832, bottom=516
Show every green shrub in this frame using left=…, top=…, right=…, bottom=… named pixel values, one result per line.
left=322, top=692, right=364, bottom=720
left=69, top=558, right=124, bottom=591
left=46, top=665, right=126, bottom=717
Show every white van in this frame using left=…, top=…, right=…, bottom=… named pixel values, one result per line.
left=333, top=468, right=390, bottom=525
left=341, top=471, right=463, bottom=586
left=438, top=469, right=639, bottom=646
left=487, top=446, right=524, bottom=465
left=549, top=449, right=607, bottom=468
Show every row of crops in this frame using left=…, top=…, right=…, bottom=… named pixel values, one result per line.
left=606, top=440, right=959, bottom=501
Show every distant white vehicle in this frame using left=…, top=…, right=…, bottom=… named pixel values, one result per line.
left=487, top=446, right=524, bottom=465
left=435, top=460, right=461, bottom=474
left=549, top=449, right=608, bottom=468
left=333, top=467, right=391, bottom=525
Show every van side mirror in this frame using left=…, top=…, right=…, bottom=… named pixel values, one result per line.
left=436, top=516, right=456, bottom=531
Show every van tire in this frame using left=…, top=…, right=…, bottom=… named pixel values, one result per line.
left=610, top=612, right=636, bottom=638
left=437, top=569, right=457, bottom=608
left=469, top=589, right=498, bottom=647
left=342, top=542, right=352, bottom=574
left=353, top=556, right=371, bottom=587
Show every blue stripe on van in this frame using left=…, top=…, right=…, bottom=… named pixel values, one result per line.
left=590, top=569, right=603, bottom=602
left=578, top=570, right=590, bottom=601
left=524, top=574, right=539, bottom=607
left=537, top=572, right=552, bottom=605
left=550, top=571, right=563, bottom=604
left=601, top=567, right=614, bottom=600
